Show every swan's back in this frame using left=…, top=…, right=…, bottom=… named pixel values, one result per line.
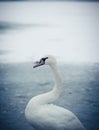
left=26, top=104, right=85, bottom=130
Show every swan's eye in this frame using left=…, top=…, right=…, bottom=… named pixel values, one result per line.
left=41, top=57, right=48, bottom=62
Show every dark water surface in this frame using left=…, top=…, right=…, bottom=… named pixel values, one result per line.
left=0, top=62, right=99, bottom=130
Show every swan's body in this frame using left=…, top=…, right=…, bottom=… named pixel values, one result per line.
left=25, top=55, right=85, bottom=130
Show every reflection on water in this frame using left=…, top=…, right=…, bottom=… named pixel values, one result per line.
left=0, top=62, right=99, bottom=130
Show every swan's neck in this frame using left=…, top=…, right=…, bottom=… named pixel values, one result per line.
left=50, top=64, right=62, bottom=91
left=33, top=64, right=62, bottom=105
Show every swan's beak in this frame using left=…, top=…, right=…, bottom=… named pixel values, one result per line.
left=33, top=59, right=45, bottom=68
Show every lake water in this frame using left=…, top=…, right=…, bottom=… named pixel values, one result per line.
left=0, top=62, right=99, bottom=130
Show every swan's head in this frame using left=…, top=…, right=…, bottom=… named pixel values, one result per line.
left=33, top=55, right=57, bottom=68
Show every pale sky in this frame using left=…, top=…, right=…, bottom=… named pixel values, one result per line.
left=0, top=1, right=99, bottom=63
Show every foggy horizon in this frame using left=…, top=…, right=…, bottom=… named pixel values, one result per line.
left=0, top=1, right=99, bottom=63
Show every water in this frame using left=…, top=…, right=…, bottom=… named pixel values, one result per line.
left=0, top=62, right=99, bottom=130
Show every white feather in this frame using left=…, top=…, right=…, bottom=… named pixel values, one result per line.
left=25, top=55, right=85, bottom=130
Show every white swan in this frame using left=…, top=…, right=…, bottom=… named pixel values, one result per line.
left=25, top=55, right=85, bottom=130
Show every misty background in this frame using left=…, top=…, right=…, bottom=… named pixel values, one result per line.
left=0, top=0, right=99, bottom=63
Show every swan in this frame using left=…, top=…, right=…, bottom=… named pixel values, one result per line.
left=25, top=55, right=86, bottom=130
